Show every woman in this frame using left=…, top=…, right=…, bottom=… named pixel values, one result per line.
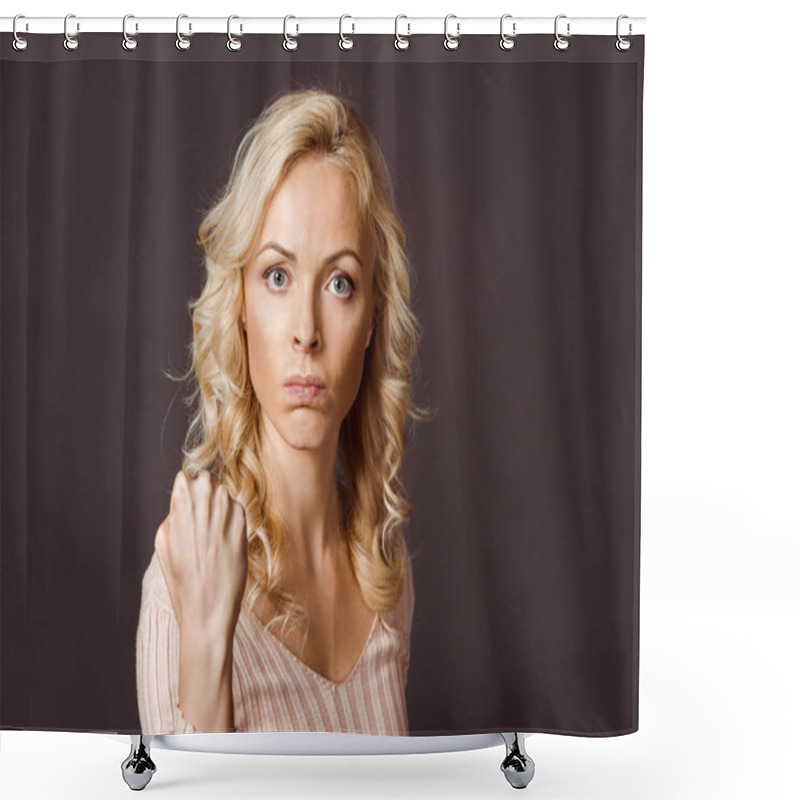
left=135, top=88, right=429, bottom=735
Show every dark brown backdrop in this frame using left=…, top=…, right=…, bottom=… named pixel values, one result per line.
left=1, top=33, right=643, bottom=736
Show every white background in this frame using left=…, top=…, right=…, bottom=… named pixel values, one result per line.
left=1, top=1, right=798, bottom=798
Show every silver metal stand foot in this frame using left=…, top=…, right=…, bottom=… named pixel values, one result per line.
left=500, top=733, right=535, bottom=789
left=121, top=735, right=157, bottom=791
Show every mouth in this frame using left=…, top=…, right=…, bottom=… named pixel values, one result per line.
left=285, top=383, right=326, bottom=404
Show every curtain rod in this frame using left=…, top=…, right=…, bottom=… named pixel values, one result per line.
left=0, top=16, right=646, bottom=37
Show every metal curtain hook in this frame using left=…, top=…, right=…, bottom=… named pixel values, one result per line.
left=12, top=14, right=29, bottom=51
left=395, top=14, right=410, bottom=50
left=554, top=14, right=570, bottom=51
left=227, top=15, right=242, bottom=51
left=500, top=14, right=516, bottom=50
left=64, top=13, right=79, bottom=51
left=122, top=14, right=138, bottom=51
left=339, top=14, right=354, bottom=50
left=283, top=15, right=298, bottom=50
left=616, top=14, right=632, bottom=51
left=176, top=13, right=191, bottom=50
left=444, top=13, right=460, bottom=51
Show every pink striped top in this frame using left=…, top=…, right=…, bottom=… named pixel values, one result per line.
left=135, top=542, right=414, bottom=735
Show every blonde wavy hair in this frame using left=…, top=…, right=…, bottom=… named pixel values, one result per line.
left=173, top=87, right=431, bottom=651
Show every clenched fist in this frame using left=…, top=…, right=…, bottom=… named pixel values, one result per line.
left=154, top=469, right=248, bottom=639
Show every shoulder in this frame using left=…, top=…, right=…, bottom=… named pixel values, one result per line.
left=401, top=539, right=415, bottom=622
left=140, top=549, right=175, bottom=616
left=383, top=537, right=415, bottom=643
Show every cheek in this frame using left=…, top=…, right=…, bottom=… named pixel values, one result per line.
left=244, top=317, right=280, bottom=399
left=339, top=330, right=369, bottom=400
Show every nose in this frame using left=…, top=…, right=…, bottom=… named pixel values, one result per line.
left=293, top=281, right=321, bottom=352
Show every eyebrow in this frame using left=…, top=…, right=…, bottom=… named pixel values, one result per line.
left=257, top=241, right=363, bottom=269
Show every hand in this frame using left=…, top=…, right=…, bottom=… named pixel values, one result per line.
left=154, top=469, right=248, bottom=639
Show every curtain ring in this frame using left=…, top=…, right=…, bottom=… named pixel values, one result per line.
left=283, top=15, right=298, bottom=51
left=122, top=14, right=138, bottom=51
left=553, top=14, right=570, bottom=51
left=176, top=14, right=191, bottom=50
left=227, top=15, right=242, bottom=51
left=394, top=15, right=410, bottom=50
left=616, top=14, right=632, bottom=51
left=63, top=13, right=79, bottom=51
left=12, top=14, right=28, bottom=51
left=499, top=14, right=516, bottom=50
left=339, top=14, right=354, bottom=50
left=443, top=14, right=460, bottom=51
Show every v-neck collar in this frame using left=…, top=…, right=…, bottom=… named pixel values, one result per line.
left=242, top=607, right=380, bottom=689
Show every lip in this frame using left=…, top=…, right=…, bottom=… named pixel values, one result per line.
left=285, top=374, right=326, bottom=405
left=285, top=384, right=326, bottom=404
left=284, top=373, right=326, bottom=389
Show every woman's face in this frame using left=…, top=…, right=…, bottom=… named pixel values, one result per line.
left=241, top=155, right=375, bottom=452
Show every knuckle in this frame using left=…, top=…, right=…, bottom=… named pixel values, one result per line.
left=170, top=483, right=187, bottom=509
left=195, top=471, right=211, bottom=496
left=172, top=471, right=191, bottom=503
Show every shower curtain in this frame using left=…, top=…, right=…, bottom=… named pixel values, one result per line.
left=0, top=28, right=644, bottom=737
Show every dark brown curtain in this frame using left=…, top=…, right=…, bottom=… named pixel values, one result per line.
left=1, top=33, right=643, bottom=735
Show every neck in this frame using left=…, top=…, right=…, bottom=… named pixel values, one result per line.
left=258, top=414, right=344, bottom=579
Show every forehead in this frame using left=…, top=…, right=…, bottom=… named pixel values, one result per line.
left=261, top=156, right=362, bottom=240
left=251, top=156, right=375, bottom=275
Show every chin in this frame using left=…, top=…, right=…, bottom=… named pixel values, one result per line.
left=283, top=412, right=334, bottom=450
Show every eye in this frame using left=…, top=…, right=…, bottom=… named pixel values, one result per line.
left=330, top=274, right=355, bottom=299
left=261, top=266, right=354, bottom=300
left=263, top=266, right=288, bottom=289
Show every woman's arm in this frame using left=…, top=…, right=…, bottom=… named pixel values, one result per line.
left=177, top=624, right=236, bottom=732
left=136, top=595, right=238, bottom=734
left=136, top=551, right=239, bottom=733
left=136, top=596, right=197, bottom=734
left=141, top=468, right=247, bottom=732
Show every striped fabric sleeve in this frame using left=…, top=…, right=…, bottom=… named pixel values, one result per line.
left=135, top=594, right=198, bottom=734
